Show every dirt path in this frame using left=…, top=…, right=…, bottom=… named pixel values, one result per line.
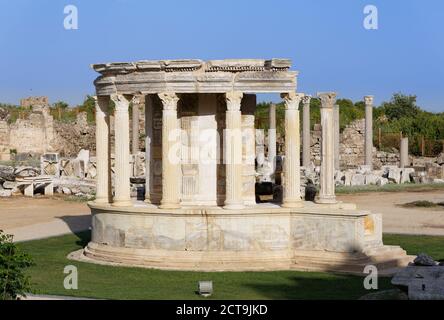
left=0, top=196, right=90, bottom=241
left=338, top=190, right=444, bottom=236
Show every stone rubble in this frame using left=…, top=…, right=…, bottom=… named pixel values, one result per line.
left=392, top=253, right=444, bottom=300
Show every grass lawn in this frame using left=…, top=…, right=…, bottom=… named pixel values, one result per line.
left=336, top=182, right=444, bottom=194
left=17, top=231, right=444, bottom=300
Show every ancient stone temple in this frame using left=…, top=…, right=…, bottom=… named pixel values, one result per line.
left=82, top=59, right=411, bottom=273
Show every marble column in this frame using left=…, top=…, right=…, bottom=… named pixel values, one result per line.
left=241, top=94, right=257, bottom=206
left=281, top=92, right=304, bottom=208
left=158, top=92, right=181, bottom=209
left=144, top=95, right=153, bottom=203
left=302, top=95, right=311, bottom=168
left=111, top=94, right=132, bottom=207
left=224, top=91, right=244, bottom=210
left=94, top=95, right=110, bottom=204
left=364, top=96, right=374, bottom=169
left=131, top=96, right=140, bottom=155
left=334, top=104, right=340, bottom=171
left=131, top=95, right=141, bottom=177
left=400, top=137, right=409, bottom=168
left=317, top=92, right=337, bottom=204
left=268, top=103, right=277, bottom=171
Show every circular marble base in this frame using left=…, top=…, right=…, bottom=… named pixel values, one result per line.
left=80, top=201, right=410, bottom=272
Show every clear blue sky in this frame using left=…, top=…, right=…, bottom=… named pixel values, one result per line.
left=0, top=0, right=443, bottom=111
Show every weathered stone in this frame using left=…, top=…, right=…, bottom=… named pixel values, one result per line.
left=377, top=177, right=389, bottom=186
left=0, top=165, right=15, bottom=181
left=437, top=153, right=444, bottom=165
left=400, top=168, right=414, bottom=183
left=351, top=174, right=365, bottom=186
left=414, top=253, right=437, bottom=266
left=357, top=165, right=372, bottom=174
left=2, top=181, right=16, bottom=189
left=365, top=173, right=379, bottom=185
left=0, top=189, right=12, bottom=197
left=14, top=166, right=39, bottom=178
left=62, top=187, right=72, bottom=195
left=388, top=168, right=401, bottom=184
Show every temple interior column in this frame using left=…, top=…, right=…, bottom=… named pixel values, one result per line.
left=302, top=95, right=311, bottom=168
left=131, top=95, right=141, bottom=177
left=241, top=94, right=257, bottom=206
left=131, top=95, right=140, bottom=155
left=94, top=95, right=110, bottom=204
left=144, top=95, right=153, bottom=203
left=281, top=92, right=303, bottom=208
left=364, top=95, right=374, bottom=169
left=159, top=92, right=181, bottom=209
left=334, top=103, right=340, bottom=171
left=317, top=92, right=337, bottom=204
left=224, top=91, right=244, bottom=210
left=268, top=103, right=277, bottom=171
left=111, top=94, right=132, bottom=207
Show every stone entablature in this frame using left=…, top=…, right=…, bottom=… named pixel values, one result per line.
left=92, top=59, right=297, bottom=96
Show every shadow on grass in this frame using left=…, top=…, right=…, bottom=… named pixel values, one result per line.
left=241, top=274, right=392, bottom=300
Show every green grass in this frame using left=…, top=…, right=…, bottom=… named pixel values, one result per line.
left=17, top=232, right=444, bottom=300
left=336, top=183, right=444, bottom=194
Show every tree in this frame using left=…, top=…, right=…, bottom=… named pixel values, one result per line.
left=52, top=101, right=69, bottom=120
left=0, top=230, right=34, bottom=300
left=381, top=93, right=420, bottom=120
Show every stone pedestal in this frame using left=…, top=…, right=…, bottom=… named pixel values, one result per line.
left=111, top=94, right=132, bottom=207
left=364, top=96, right=374, bottom=169
left=281, top=92, right=303, bottom=208
left=159, top=93, right=181, bottom=209
left=317, top=92, right=337, bottom=204
left=94, top=96, right=110, bottom=204
left=224, top=91, right=244, bottom=210
left=302, top=95, right=311, bottom=168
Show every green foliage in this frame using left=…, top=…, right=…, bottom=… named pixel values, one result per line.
left=78, top=95, right=96, bottom=123
left=0, top=230, right=34, bottom=300
left=380, top=93, right=420, bottom=121
left=375, top=93, right=444, bottom=156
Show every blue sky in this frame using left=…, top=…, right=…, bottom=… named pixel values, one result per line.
left=0, top=0, right=443, bottom=111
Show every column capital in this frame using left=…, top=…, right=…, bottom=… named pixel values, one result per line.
left=317, top=92, right=337, bottom=108
left=111, top=94, right=131, bottom=112
left=131, top=94, right=143, bottom=105
left=225, top=91, right=243, bottom=111
left=281, top=92, right=304, bottom=110
left=364, top=95, right=374, bottom=106
left=302, top=95, right=312, bottom=105
left=158, top=92, right=179, bottom=111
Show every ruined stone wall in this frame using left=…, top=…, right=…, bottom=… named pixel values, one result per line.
left=53, top=113, right=96, bottom=157
left=20, top=96, right=49, bottom=108
left=8, top=109, right=54, bottom=154
left=308, top=118, right=400, bottom=169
